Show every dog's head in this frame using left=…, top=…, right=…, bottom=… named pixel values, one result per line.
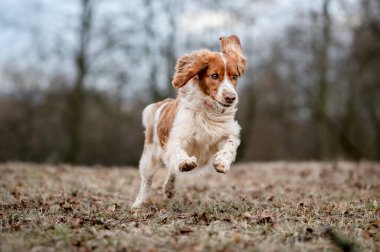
left=172, top=35, right=247, bottom=108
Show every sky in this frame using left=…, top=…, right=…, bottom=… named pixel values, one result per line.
left=0, top=0, right=319, bottom=63
left=0, top=0, right=360, bottom=93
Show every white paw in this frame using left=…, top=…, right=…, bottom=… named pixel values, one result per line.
left=213, top=153, right=231, bottom=174
left=131, top=196, right=150, bottom=209
left=177, top=156, right=198, bottom=172
left=131, top=199, right=145, bottom=209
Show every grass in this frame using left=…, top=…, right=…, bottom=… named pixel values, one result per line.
left=0, top=161, right=379, bottom=251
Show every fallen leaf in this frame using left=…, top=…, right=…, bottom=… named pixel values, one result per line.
left=242, top=212, right=254, bottom=220
left=11, top=223, right=21, bottom=231
left=178, top=227, right=193, bottom=234
left=71, top=190, right=78, bottom=197
left=72, top=240, right=82, bottom=247
left=62, top=203, right=73, bottom=212
left=199, top=212, right=210, bottom=223
left=293, top=232, right=313, bottom=242
left=91, top=217, right=104, bottom=225
left=68, top=198, right=79, bottom=204
left=90, top=195, right=100, bottom=202
left=148, top=247, right=158, bottom=252
left=306, top=227, right=314, bottom=234
left=106, top=204, right=116, bottom=214
left=257, top=216, right=273, bottom=225
left=160, top=216, right=168, bottom=224
left=232, top=232, right=241, bottom=243
left=147, top=197, right=153, bottom=205
left=71, top=218, right=83, bottom=229
left=273, top=202, right=281, bottom=208
left=42, top=203, right=50, bottom=212
left=267, top=195, right=274, bottom=201
left=222, top=215, right=233, bottom=222
left=363, top=228, right=377, bottom=239
left=374, top=208, right=380, bottom=220
left=11, top=189, right=21, bottom=199
left=299, top=170, right=311, bottom=178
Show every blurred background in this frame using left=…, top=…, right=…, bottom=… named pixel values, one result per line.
left=0, top=0, right=379, bottom=166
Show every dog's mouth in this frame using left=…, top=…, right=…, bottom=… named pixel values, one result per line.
left=205, top=98, right=235, bottom=109
left=216, top=100, right=232, bottom=107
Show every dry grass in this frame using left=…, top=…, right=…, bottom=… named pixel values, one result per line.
left=0, top=162, right=379, bottom=251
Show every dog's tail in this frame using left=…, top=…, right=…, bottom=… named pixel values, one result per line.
left=142, top=99, right=174, bottom=146
left=142, top=98, right=174, bottom=129
left=142, top=103, right=156, bottom=129
left=141, top=103, right=157, bottom=146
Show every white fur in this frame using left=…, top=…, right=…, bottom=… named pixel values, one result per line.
left=216, top=53, right=238, bottom=106
left=142, top=104, right=155, bottom=128
left=132, top=61, right=241, bottom=208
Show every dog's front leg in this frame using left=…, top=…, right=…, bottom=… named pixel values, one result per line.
left=213, top=135, right=240, bottom=173
left=166, top=141, right=197, bottom=172
left=175, top=143, right=198, bottom=172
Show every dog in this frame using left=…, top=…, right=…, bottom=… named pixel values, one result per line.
left=132, top=35, right=247, bottom=208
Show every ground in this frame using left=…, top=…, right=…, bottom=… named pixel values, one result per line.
left=0, top=162, right=379, bottom=252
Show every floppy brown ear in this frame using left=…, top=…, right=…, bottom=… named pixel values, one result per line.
left=220, top=35, right=247, bottom=75
left=172, top=49, right=212, bottom=88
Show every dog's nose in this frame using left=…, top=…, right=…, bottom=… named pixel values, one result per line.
left=224, top=94, right=236, bottom=104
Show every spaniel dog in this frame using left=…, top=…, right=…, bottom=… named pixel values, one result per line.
left=133, top=35, right=247, bottom=208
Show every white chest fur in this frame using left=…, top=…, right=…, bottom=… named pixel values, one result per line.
left=170, top=103, right=240, bottom=166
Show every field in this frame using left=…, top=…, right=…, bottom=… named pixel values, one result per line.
left=0, top=162, right=379, bottom=251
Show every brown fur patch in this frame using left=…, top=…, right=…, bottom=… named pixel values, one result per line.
left=157, top=98, right=179, bottom=148
left=143, top=98, right=173, bottom=146
left=145, top=126, right=154, bottom=145
left=172, top=49, right=214, bottom=88
left=219, top=35, right=247, bottom=75
left=198, top=54, right=225, bottom=97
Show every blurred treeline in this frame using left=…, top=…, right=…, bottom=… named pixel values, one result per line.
left=0, top=0, right=379, bottom=166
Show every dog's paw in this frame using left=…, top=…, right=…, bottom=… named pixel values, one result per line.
left=213, top=153, right=231, bottom=174
left=178, top=156, right=198, bottom=172
left=131, top=196, right=152, bottom=209
left=131, top=199, right=146, bottom=209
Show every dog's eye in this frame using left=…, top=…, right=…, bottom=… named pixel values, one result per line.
left=211, top=73, right=219, bottom=79
left=232, top=74, right=238, bottom=80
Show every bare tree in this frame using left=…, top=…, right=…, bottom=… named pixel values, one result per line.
left=310, top=0, right=332, bottom=160
left=161, top=0, right=182, bottom=98
left=65, top=0, right=93, bottom=163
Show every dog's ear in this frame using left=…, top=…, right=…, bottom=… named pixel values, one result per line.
left=172, top=49, right=212, bottom=88
left=220, top=35, right=247, bottom=76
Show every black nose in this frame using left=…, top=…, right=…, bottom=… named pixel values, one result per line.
left=224, top=95, right=236, bottom=104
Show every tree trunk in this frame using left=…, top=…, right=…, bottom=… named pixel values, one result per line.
left=237, top=87, right=256, bottom=161
left=314, top=0, right=332, bottom=160
left=143, top=0, right=161, bottom=101
left=65, top=0, right=93, bottom=163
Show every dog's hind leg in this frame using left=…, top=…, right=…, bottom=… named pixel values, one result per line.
left=132, top=144, right=159, bottom=208
left=132, top=104, right=159, bottom=208
left=163, top=171, right=176, bottom=198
